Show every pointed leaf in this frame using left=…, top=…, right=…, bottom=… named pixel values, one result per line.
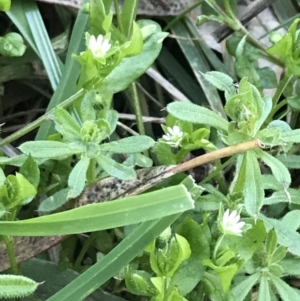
left=97, top=155, right=136, bottom=180
left=230, top=272, right=260, bottom=301
left=244, top=151, right=264, bottom=217
left=258, top=275, right=272, bottom=301
left=167, top=102, right=228, bottom=132
left=100, top=136, right=155, bottom=154
left=269, top=273, right=300, bottom=301
left=0, top=274, right=39, bottom=298
left=256, top=149, right=291, bottom=187
left=68, top=156, right=90, bottom=199
left=19, top=141, right=82, bottom=159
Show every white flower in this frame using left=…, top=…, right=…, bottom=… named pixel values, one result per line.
left=221, top=209, right=245, bottom=236
left=88, top=34, right=111, bottom=58
left=162, top=125, right=184, bottom=148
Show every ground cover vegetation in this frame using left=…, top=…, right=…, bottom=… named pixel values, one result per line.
left=1, top=0, right=300, bottom=300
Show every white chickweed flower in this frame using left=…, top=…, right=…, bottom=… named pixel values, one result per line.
left=88, top=34, right=111, bottom=58
left=221, top=209, right=245, bottom=236
left=162, top=125, right=184, bottom=148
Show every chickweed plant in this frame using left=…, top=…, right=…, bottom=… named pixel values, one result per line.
left=1, top=0, right=300, bottom=300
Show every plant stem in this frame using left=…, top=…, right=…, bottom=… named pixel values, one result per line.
left=200, top=156, right=235, bottom=185
left=169, top=139, right=262, bottom=174
left=272, top=73, right=293, bottom=107
left=213, top=234, right=225, bottom=261
left=113, top=0, right=124, bottom=35
left=86, top=158, right=97, bottom=184
left=74, top=232, right=98, bottom=271
left=213, top=160, right=228, bottom=194
left=265, top=99, right=288, bottom=125
left=163, top=1, right=203, bottom=31
left=206, top=0, right=284, bottom=67
left=2, top=235, right=19, bottom=275
left=130, top=82, right=145, bottom=135
left=0, top=89, right=85, bottom=147
left=264, top=73, right=292, bottom=125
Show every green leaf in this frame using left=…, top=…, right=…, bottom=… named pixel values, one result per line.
left=22, top=0, right=63, bottom=89
left=234, top=151, right=263, bottom=217
left=0, top=274, right=39, bottom=298
left=202, top=259, right=239, bottom=293
left=257, top=67, right=278, bottom=89
left=230, top=272, right=260, bottom=301
left=224, top=220, right=266, bottom=261
left=281, top=210, right=300, bottom=231
left=267, top=18, right=300, bottom=76
left=121, top=21, right=143, bottom=56
left=0, top=0, right=10, bottom=11
left=269, top=273, right=300, bottom=301
left=167, top=102, right=228, bottom=132
left=15, top=172, right=37, bottom=206
left=0, top=204, right=5, bottom=219
left=44, top=215, right=182, bottom=301
left=235, top=37, right=261, bottom=89
left=287, top=95, right=300, bottom=111
left=0, top=32, right=26, bottom=56
left=197, top=15, right=225, bottom=26
left=256, top=96, right=272, bottom=131
left=19, top=141, right=82, bottom=159
left=151, top=142, right=177, bottom=165
left=260, top=215, right=300, bottom=256
left=101, top=136, right=155, bottom=154
left=281, top=129, right=300, bottom=143
left=256, top=149, right=291, bottom=187
left=256, top=127, right=281, bottom=146
left=266, top=229, right=278, bottom=257
left=19, top=258, right=122, bottom=301
left=227, top=33, right=263, bottom=62
left=269, top=264, right=284, bottom=277
left=120, top=0, right=139, bottom=39
left=271, top=246, right=287, bottom=264
left=68, top=156, right=90, bottom=199
left=97, top=154, right=136, bottom=180
left=125, top=267, right=156, bottom=297
left=201, top=71, right=235, bottom=95
left=172, top=216, right=210, bottom=295
left=19, top=155, right=40, bottom=188
left=35, top=6, right=88, bottom=139
left=38, top=188, right=69, bottom=213
left=95, top=20, right=168, bottom=95
left=80, top=90, right=97, bottom=122
left=99, top=109, right=118, bottom=135
left=148, top=232, right=191, bottom=277
left=280, top=259, right=300, bottom=276
left=54, top=107, right=81, bottom=141
left=0, top=185, right=193, bottom=236
left=257, top=275, right=272, bottom=301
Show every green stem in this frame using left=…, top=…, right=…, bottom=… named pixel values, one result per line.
left=213, top=234, right=225, bottom=261
left=213, top=160, right=228, bottom=195
left=113, top=0, right=124, bottom=35
left=206, top=0, right=284, bottom=67
left=272, top=73, right=293, bottom=107
left=130, top=82, right=145, bottom=136
left=204, top=0, right=228, bottom=18
left=2, top=235, right=19, bottom=275
left=265, top=99, right=288, bottom=125
left=264, top=73, right=292, bottom=125
left=86, top=158, right=97, bottom=184
left=0, top=89, right=85, bottom=147
left=200, top=157, right=235, bottom=185
left=74, top=232, right=98, bottom=272
left=163, top=1, right=203, bottom=31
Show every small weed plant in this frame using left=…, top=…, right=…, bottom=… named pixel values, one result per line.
left=0, top=0, right=300, bottom=301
